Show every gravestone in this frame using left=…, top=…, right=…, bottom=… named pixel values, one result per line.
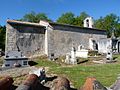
left=70, top=47, right=77, bottom=64
left=65, top=53, right=70, bottom=64
left=65, top=47, right=78, bottom=65
left=78, top=45, right=83, bottom=51
left=2, top=50, right=28, bottom=68
left=106, top=45, right=113, bottom=63
left=6, top=51, right=22, bottom=58
left=76, top=45, right=88, bottom=58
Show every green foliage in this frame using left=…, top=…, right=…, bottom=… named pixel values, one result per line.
left=21, top=11, right=52, bottom=23
left=0, top=26, right=6, bottom=51
left=95, top=13, right=120, bottom=37
left=94, top=17, right=105, bottom=30
left=56, top=12, right=89, bottom=27
left=57, top=12, right=75, bottom=25
left=114, top=23, right=120, bottom=37
left=73, top=12, right=89, bottom=27
left=20, top=11, right=120, bottom=37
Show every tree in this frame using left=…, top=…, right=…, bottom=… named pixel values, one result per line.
left=21, top=11, right=52, bottom=23
left=95, top=13, right=120, bottom=37
left=114, top=23, right=120, bottom=37
left=0, top=26, right=6, bottom=51
left=94, top=17, right=105, bottom=30
left=73, top=12, right=89, bottom=27
left=56, top=12, right=75, bottom=25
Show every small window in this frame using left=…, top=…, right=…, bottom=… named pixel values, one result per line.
left=86, top=19, right=89, bottom=22
left=23, top=61, right=28, bottom=65
left=5, top=64, right=10, bottom=67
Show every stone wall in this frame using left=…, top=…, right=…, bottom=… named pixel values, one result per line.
left=6, top=23, right=45, bottom=57
left=50, top=24, right=107, bottom=57
left=6, top=21, right=107, bottom=58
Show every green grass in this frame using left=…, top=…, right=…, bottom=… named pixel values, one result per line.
left=35, top=55, right=120, bottom=89
left=35, top=59, right=60, bottom=68
left=113, top=54, right=120, bottom=60
left=50, top=64, right=120, bottom=88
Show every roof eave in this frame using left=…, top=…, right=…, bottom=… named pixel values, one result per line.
left=7, top=19, right=45, bottom=28
left=49, top=22, right=106, bottom=31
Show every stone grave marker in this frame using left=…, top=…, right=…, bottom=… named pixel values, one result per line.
left=70, top=47, right=77, bottom=64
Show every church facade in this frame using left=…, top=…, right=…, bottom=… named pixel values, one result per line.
left=5, top=20, right=107, bottom=58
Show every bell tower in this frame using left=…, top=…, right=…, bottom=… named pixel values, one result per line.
left=84, top=17, right=94, bottom=28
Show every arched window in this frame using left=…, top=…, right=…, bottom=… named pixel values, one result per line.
left=86, top=19, right=89, bottom=27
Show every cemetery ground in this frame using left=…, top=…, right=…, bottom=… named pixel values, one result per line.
left=35, top=54, right=120, bottom=89
left=0, top=54, right=120, bottom=89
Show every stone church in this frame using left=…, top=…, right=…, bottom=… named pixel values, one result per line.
left=5, top=18, right=107, bottom=58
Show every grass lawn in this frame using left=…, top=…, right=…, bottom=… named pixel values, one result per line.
left=35, top=55, right=120, bottom=89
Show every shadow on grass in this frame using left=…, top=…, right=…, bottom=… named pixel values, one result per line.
left=113, top=56, right=118, bottom=60
left=28, top=61, right=38, bottom=66
left=77, top=60, right=88, bottom=64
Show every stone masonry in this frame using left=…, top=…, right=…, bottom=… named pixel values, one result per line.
left=6, top=20, right=45, bottom=57
left=50, top=23, right=107, bottom=57
left=6, top=20, right=107, bottom=58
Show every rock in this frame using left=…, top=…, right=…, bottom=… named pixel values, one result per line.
left=52, top=77, right=70, bottom=90
left=80, top=77, right=107, bottom=90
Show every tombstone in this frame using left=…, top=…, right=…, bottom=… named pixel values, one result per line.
left=70, top=47, right=77, bottom=64
left=2, top=50, right=28, bottom=68
left=106, top=46, right=113, bottom=61
left=76, top=45, right=88, bottom=58
left=65, top=53, right=70, bottom=64
left=5, top=51, right=22, bottom=58
left=78, top=45, right=83, bottom=51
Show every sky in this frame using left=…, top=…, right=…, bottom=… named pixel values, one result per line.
left=0, top=0, right=120, bottom=26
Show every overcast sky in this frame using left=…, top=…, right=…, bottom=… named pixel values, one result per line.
left=0, top=0, right=120, bottom=25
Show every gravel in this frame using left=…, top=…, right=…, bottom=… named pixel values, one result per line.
left=0, top=66, right=76, bottom=89
left=0, top=66, right=36, bottom=78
